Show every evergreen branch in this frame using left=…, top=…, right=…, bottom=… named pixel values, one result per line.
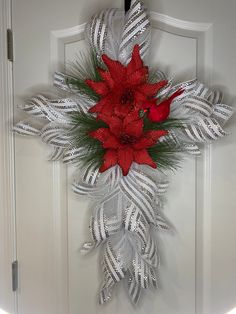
left=70, top=129, right=105, bottom=167
left=67, top=49, right=103, bottom=81
left=69, top=111, right=106, bottom=167
left=66, top=77, right=100, bottom=101
left=70, top=111, right=107, bottom=130
left=143, top=116, right=185, bottom=131
left=91, top=52, right=105, bottom=81
left=65, top=49, right=105, bottom=100
left=148, top=142, right=183, bottom=170
left=78, top=147, right=104, bottom=167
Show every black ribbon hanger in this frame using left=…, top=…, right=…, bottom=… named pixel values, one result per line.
left=125, top=0, right=131, bottom=12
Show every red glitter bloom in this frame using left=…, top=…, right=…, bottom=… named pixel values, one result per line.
left=90, top=113, right=168, bottom=175
left=86, top=45, right=167, bottom=118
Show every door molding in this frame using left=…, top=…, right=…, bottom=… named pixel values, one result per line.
left=151, top=12, right=213, bottom=314
left=0, top=0, right=17, bottom=313
left=150, top=12, right=213, bottom=82
left=49, top=25, right=87, bottom=314
left=150, top=12, right=213, bottom=314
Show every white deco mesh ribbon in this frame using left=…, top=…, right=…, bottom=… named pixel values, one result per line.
left=85, top=0, right=150, bottom=64
left=77, top=164, right=166, bottom=304
left=13, top=0, right=234, bottom=305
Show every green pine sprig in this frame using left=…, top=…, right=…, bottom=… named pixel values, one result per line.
left=65, top=50, right=104, bottom=101
left=70, top=111, right=107, bottom=130
left=144, top=116, right=186, bottom=170
left=148, top=141, right=183, bottom=171
left=66, top=77, right=100, bottom=101
left=143, top=115, right=185, bottom=131
left=69, top=111, right=106, bottom=167
left=67, top=50, right=104, bottom=81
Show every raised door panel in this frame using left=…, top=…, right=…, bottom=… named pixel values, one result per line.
left=147, top=2, right=236, bottom=314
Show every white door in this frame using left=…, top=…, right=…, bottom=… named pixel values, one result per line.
left=12, top=0, right=236, bottom=314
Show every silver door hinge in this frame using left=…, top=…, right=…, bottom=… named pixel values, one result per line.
left=12, top=260, right=18, bottom=291
left=7, top=29, right=13, bottom=62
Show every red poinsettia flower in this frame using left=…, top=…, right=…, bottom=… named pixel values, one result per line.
left=89, top=113, right=168, bottom=176
left=86, top=45, right=168, bottom=118
left=146, top=89, right=184, bottom=122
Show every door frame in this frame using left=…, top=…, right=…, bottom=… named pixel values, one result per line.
left=0, top=0, right=17, bottom=313
left=0, top=0, right=214, bottom=312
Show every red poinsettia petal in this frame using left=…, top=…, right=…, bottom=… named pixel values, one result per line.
left=97, top=105, right=114, bottom=117
left=132, top=129, right=167, bottom=150
left=86, top=79, right=109, bottom=96
left=127, top=45, right=144, bottom=75
left=133, top=149, right=157, bottom=169
left=99, top=114, right=123, bottom=137
left=144, top=130, right=168, bottom=141
left=127, top=67, right=148, bottom=86
left=134, top=90, right=148, bottom=103
left=103, top=135, right=121, bottom=149
left=89, top=95, right=114, bottom=116
left=100, top=149, right=118, bottom=173
left=118, top=147, right=134, bottom=176
left=102, top=54, right=126, bottom=81
left=139, top=80, right=168, bottom=97
left=98, top=68, right=114, bottom=89
left=114, top=103, right=134, bottom=118
left=90, top=128, right=120, bottom=149
left=89, top=128, right=111, bottom=143
left=88, top=98, right=105, bottom=113
left=123, top=114, right=143, bottom=138
left=132, top=137, right=154, bottom=150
